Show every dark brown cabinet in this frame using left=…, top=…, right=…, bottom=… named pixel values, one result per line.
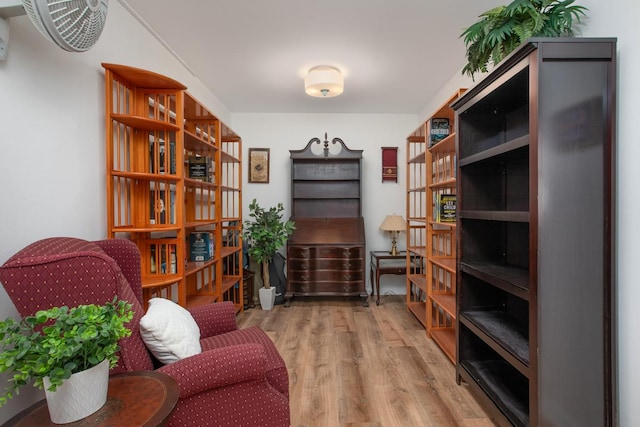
left=285, top=135, right=367, bottom=306
left=452, top=38, right=616, bottom=427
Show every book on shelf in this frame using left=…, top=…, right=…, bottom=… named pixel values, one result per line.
left=161, top=140, right=176, bottom=174
left=149, top=136, right=176, bottom=174
left=149, top=141, right=156, bottom=173
left=429, top=118, right=450, bottom=147
left=149, top=189, right=176, bottom=225
left=150, top=245, right=177, bottom=274
left=189, top=232, right=215, bottom=262
left=438, top=194, right=456, bottom=223
left=188, top=155, right=213, bottom=182
left=150, top=246, right=156, bottom=274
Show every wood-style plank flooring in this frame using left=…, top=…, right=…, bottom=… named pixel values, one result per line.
left=236, top=295, right=496, bottom=427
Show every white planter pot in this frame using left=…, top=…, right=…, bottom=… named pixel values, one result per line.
left=43, top=359, right=109, bottom=424
left=259, top=286, right=277, bottom=310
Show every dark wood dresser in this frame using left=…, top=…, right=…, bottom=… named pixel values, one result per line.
left=285, top=135, right=368, bottom=306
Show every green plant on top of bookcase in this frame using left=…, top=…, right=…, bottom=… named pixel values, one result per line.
left=460, top=0, right=588, bottom=79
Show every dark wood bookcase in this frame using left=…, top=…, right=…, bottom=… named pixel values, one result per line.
left=285, top=135, right=367, bottom=306
left=452, top=38, right=616, bottom=426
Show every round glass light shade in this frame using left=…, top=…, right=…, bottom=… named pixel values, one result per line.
left=304, top=66, right=344, bottom=97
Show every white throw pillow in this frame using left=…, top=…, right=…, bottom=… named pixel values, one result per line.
left=139, top=297, right=201, bottom=364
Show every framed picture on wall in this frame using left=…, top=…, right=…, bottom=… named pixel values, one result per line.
left=248, top=148, right=270, bottom=183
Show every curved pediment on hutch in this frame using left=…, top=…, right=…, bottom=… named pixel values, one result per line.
left=289, top=133, right=363, bottom=159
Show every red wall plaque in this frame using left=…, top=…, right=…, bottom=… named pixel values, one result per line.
left=381, top=146, right=398, bottom=182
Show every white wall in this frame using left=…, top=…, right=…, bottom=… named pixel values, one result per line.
left=0, top=0, right=639, bottom=425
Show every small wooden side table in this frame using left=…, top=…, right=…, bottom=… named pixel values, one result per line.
left=4, top=371, right=179, bottom=427
left=370, top=250, right=410, bottom=306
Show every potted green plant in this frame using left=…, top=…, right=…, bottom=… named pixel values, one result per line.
left=0, top=297, right=133, bottom=424
left=460, top=0, right=588, bottom=79
left=243, top=199, right=295, bottom=310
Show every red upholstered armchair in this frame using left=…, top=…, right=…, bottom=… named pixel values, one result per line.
left=0, top=237, right=290, bottom=427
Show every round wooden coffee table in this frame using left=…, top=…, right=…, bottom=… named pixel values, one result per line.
left=4, top=371, right=179, bottom=427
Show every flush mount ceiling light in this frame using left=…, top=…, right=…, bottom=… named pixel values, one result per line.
left=304, top=66, right=344, bottom=98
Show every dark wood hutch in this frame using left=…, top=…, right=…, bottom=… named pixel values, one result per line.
left=285, top=134, right=368, bottom=306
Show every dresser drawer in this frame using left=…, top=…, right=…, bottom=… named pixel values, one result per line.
left=288, top=269, right=364, bottom=283
left=288, top=245, right=363, bottom=259
left=288, top=281, right=366, bottom=295
left=288, top=258, right=364, bottom=271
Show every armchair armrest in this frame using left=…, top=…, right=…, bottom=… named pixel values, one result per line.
left=157, top=343, right=266, bottom=399
left=188, top=301, right=237, bottom=338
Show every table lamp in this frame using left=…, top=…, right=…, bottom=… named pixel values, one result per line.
left=379, top=214, right=406, bottom=256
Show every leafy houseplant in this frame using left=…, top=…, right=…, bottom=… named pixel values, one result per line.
left=243, top=199, right=295, bottom=296
left=460, top=0, right=588, bottom=79
left=0, top=297, right=133, bottom=407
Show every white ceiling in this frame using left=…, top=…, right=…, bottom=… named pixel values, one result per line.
left=120, top=0, right=505, bottom=114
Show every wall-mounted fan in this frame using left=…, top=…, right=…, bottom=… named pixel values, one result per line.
left=0, top=0, right=108, bottom=60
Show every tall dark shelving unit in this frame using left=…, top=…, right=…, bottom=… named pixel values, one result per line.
left=452, top=38, right=616, bottom=426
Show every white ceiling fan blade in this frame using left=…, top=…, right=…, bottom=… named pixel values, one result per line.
left=22, top=0, right=108, bottom=52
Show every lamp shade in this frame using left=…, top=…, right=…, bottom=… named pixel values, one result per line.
left=379, top=214, right=406, bottom=232
left=304, top=66, right=344, bottom=97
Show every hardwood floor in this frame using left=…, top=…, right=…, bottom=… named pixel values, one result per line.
left=236, top=295, right=496, bottom=427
